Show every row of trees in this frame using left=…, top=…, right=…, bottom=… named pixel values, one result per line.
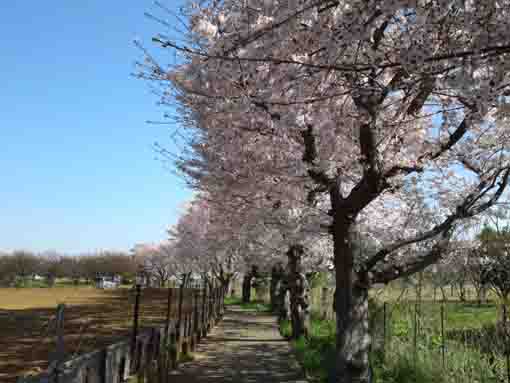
left=0, top=248, right=194, bottom=287
left=425, top=216, right=510, bottom=309
left=0, top=244, right=216, bottom=288
left=137, top=1, right=510, bottom=382
left=0, top=250, right=138, bottom=286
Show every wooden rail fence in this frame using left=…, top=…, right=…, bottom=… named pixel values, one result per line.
left=17, top=284, right=227, bottom=383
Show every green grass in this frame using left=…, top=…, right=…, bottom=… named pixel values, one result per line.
left=224, top=296, right=243, bottom=305
left=8, top=278, right=94, bottom=288
left=279, top=315, right=336, bottom=382
left=387, top=300, right=498, bottom=329
left=224, top=296, right=271, bottom=312
left=282, top=299, right=505, bottom=383
left=180, top=352, right=195, bottom=363
left=443, top=302, right=497, bottom=328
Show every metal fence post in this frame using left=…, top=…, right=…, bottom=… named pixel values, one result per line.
left=504, top=304, right=510, bottom=383
left=413, top=302, right=418, bottom=372
left=382, top=302, right=387, bottom=361
left=441, top=305, right=446, bottom=369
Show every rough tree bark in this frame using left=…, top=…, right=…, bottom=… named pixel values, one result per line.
left=242, top=265, right=259, bottom=303
left=270, top=262, right=284, bottom=311
left=217, top=266, right=233, bottom=298
left=331, top=221, right=371, bottom=383
left=287, top=245, right=310, bottom=339
left=328, top=163, right=376, bottom=383
left=230, top=279, right=237, bottom=298
left=242, top=273, right=251, bottom=303
left=282, top=285, right=291, bottom=322
left=274, top=272, right=291, bottom=323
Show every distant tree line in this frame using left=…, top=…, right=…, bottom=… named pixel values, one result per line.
left=0, top=250, right=138, bottom=287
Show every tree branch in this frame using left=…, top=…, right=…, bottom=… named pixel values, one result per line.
left=419, top=118, right=468, bottom=162
left=364, top=167, right=510, bottom=272
left=372, top=232, right=452, bottom=284
left=152, top=37, right=510, bottom=74
left=301, top=124, right=332, bottom=192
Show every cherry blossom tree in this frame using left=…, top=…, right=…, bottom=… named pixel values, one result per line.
left=38, top=251, right=64, bottom=287
left=143, top=245, right=176, bottom=287
left=465, top=245, right=489, bottom=305
left=138, top=1, right=510, bottom=380
left=478, top=225, right=510, bottom=304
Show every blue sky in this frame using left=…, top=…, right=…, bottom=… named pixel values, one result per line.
left=0, top=2, right=191, bottom=254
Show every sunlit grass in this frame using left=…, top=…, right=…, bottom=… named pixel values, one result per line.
left=284, top=283, right=505, bottom=383
left=224, top=296, right=271, bottom=312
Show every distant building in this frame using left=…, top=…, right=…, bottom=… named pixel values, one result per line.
left=95, top=274, right=121, bottom=289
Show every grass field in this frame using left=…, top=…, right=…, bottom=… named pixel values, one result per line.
left=284, top=283, right=506, bottom=383
left=0, top=286, right=194, bottom=382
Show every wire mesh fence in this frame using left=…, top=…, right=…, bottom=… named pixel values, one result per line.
left=305, top=282, right=510, bottom=383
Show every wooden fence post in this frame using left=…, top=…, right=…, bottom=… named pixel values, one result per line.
left=166, top=287, right=173, bottom=343
left=48, top=304, right=66, bottom=383
left=213, top=287, right=218, bottom=324
left=131, top=284, right=141, bottom=373
left=221, top=285, right=226, bottom=316
left=176, top=279, right=185, bottom=362
left=193, top=289, right=200, bottom=348
left=208, top=285, right=214, bottom=331
left=201, top=281, right=208, bottom=338
left=217, top=286, right=221, bottom=317
left=219, top=286, right=224, bottom=321
left=216, top=286, right=221, bottom=322
left=184, top=288, right=191, bottom=353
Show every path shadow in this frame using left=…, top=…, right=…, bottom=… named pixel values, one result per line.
left=170, top=308, right=307, bottom=383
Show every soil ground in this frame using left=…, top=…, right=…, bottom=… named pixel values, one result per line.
left=0, top=287, right=194, bottom=382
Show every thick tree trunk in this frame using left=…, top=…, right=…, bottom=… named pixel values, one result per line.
left=221, top=276, right=231, bottom=298
left=287, top=245, right=310, bottom=339
left=270, top=262, right=284, bottom=311
left=230, top=280, right=237, bottom=298
left=274, top=274, right=289, bottom=321
left=282, top=287, right=291, bottom=322
left=242, top=273, right=252, bottom=303
left=332, top=218, right=371, bottom=383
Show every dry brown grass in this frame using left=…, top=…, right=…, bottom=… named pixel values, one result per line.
left=0, top=286, right=195, bottom=383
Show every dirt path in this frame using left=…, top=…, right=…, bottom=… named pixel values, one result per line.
left=169, top=306, right=307, bottom=383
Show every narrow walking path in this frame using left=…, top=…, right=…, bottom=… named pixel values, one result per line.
left=169, top=306, right=307, bottom=383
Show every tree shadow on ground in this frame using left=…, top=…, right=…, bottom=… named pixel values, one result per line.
left=169, top=308, right=307, bottom=383
left=0, top=288, right=197, bottom=383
